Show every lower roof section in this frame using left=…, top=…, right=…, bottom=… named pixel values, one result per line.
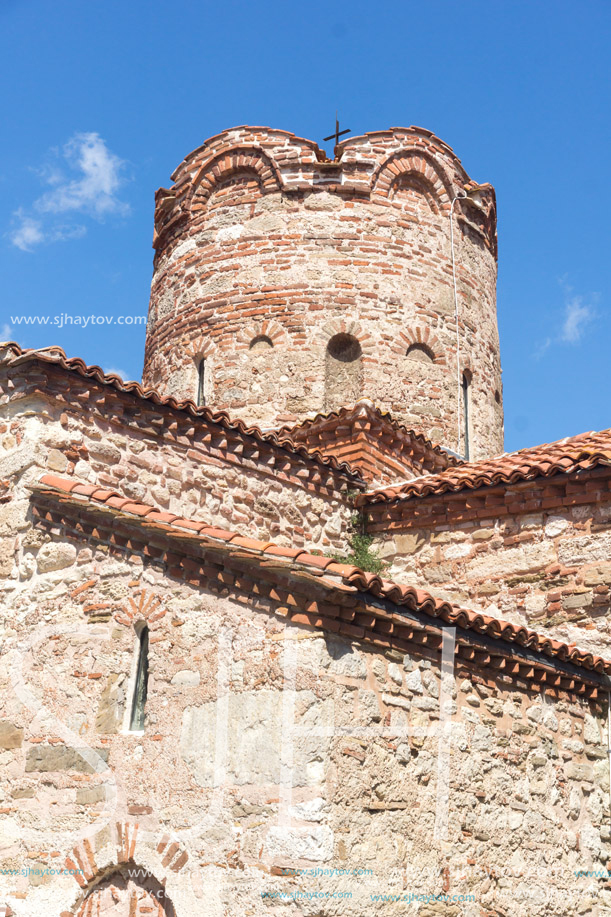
left=361, top=428, right=611, bottom=505
left=30, top=473, right=611, bottom=695
left=0, top=341, right=364, bottom=492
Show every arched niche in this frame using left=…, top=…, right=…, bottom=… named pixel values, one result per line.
left=249, top=334, right=274, bottom=352
left=406, top=342, right=435, bottom=364
left=324, top=333, right=363, bottom=411
left=206, top=169, right=263, bottom=214
left=391, top=172, right=441, bottom=216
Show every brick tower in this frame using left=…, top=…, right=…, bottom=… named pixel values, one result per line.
left=143, top=126, right=503, bottom=459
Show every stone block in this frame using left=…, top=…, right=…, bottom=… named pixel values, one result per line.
left=25, top=745, right=109, bottom=773
left=566, top=761, right=594, bottom=782
left=47, top=448, right=68, bottom=472
left=466, top=541, right=555, bottom=581
left=36, top=541, right=77, bottom=573
left=171, top=670, right=201, bottom=686
left=0, top=721, right=23, bottom=749
left=76, top=785, right=107, bottom=805
left=394, top=533, right=426, bottom=555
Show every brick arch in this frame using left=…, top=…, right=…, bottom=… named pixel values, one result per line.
left=184, top=335, right=217, bottom=364
left=461, top=357, right=474, bottom=378
left=314, top=318, right=374, bottom=356
left=188, top=147, right=282, bottom=208
left=393, top=326, right=446, bottom=365
left=113, top=588, right=168, bottom=630
left=236, top=319, right=287, bottom=350
left=62, top=823, right=188, bottom=915
left=390, top=172, right=442, bottom=215
left=372, top=150, right=453, bottom=212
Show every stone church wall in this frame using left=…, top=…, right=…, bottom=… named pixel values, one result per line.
left=0, top=517, right=610, bottom=914
left=373, top=472, right=611, bottom=658
left=0, top=377, right=355, bottom=560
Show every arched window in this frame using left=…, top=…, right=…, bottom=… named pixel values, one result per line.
left=129, top=625, right=149, bottom=732
left=462, top=372, right=471, bottom=460
left=249, top=334, right=274, bottom=351
left=325, top=333, right=362, bottom=411
left=196, top=358, right=206, bottom=407
left=406, top=343, right=435, bottom=363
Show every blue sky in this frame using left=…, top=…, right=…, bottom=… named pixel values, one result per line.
left=1, top=0, right=609, bottom=453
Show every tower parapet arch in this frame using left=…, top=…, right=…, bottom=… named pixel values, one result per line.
left=144, top=125, right=503, bottom=459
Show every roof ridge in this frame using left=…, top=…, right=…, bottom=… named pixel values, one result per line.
left=0, top=341, right=364, bottom=485
left=278, top=401, right=462, bottom=466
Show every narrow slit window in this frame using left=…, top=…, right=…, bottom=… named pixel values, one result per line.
left=462, top=373, right=471, bottom=460
left=197, top=358, right=206, bottom=407
left=129, top=626, right=149, bottom=732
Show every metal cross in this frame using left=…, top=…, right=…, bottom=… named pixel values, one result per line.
left=323, top=112, right=351, bottom=147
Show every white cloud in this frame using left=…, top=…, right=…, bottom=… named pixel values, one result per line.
left=534, top=278, right=598, bottom=358
left=104, top=366, right=128, bottom=380
left=51, top=224, right=88, bottom=243
left=534, top=336, right=552, bottom=360
left=1, top=323, right=15, bottom=342
left=10, top=212, right=44, bottom=251
left=8, top=133, right=129, bottom=252
left=36, top=133, right=129, bottom=218
left=560, top=296, right=595, bottom=343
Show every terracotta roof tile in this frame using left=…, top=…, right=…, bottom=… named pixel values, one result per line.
left=145, top=511, right=180, bottom=524
left=290, top=552, right=334, bottom=570
left=263, top=545, right=302, bottom=560
left=231, top=535, right=267, bottom=552
left=171, top=518, right=207, bottom=532
left=0, top=342, right=363, bottom=484
left=38, top=475, right=75, bottom=493
left=90, top=488, right=120, bottom=502
left=326, top=561, right=361, bottom=578
left=278, top=401, right=460, bottom=483
left=361, top=429, right=611, bottom=504
left=105, top=496, right=132, bottom=510
left=198, top=526, right=239, bottom=542
left=33, top=473, right=611, bottom=682
left=121, top=502, right=155, bottom=517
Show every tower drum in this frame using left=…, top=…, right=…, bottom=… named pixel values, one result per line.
left=143, top=126, right=503, bottom=459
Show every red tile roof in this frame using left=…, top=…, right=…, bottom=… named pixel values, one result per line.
left=279, top=401, right=460, bottom=484
left=0, top=342, right=363, bottom=484
left=33, top=473, right=611, bottom=684
left=361, top=429, right=611, bottom=504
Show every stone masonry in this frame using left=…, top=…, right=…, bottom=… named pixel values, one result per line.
left=0, top=468, right=610, bottom=916
left=143, top=127, right=503, bottom=460
left=1, top=124, right=611, bottom=916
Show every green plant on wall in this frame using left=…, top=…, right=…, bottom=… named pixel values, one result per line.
left=331, top=509, right=388, bottom=575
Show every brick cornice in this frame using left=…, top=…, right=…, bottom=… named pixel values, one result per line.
left=29, top=475, right=611, bottom=696
left=280, top=402, right=458, bottom=486
left=362, top=466, right=611, bottom=533
left=0, top=343, right=364, bottom=498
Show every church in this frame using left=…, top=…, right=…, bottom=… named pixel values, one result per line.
left=1, top=125, right=610, bottom=916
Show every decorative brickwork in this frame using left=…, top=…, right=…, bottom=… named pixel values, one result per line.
left=4, top=124, right=611, bottom=917
left=281, top=402, right=459, bottom=485
left=144, top=126, right=502, bottom=458
left=396, top=325, right=446, bottom=365
left=1, top=469, right=609, bottom=915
